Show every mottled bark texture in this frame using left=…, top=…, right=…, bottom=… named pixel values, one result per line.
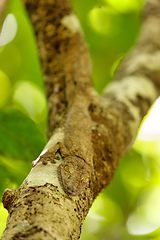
left=2, top=0, right=160, bottom=239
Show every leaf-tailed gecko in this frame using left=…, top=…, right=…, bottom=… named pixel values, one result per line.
left=57, top=93, right=93, bottom=195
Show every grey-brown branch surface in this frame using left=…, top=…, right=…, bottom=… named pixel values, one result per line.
left=1, top=0, right=160, bottom=239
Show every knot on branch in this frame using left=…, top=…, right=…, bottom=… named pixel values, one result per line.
left=2, top=188, right=15, bottom=212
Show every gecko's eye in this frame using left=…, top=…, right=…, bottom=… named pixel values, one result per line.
left=81, top=177, right=89, bottom=184
left=63, top=164, right=75, bottom=173
left=64, top=165, right=70, bottom=172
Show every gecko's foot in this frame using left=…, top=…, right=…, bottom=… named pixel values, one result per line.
left=57, top=156, right=91, bottom=196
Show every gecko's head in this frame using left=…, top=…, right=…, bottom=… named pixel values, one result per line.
left=57, top=156, right=91, bottom=196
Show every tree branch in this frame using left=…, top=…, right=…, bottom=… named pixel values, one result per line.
left=2, top=0, right=160, bottom=239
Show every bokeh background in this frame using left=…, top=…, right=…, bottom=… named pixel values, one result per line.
left=1, top=0, right=160, bottom=239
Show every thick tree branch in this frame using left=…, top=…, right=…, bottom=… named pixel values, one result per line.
left=89, top=0, right=160, bottom=193
left=2, top=0, right=160, bottom=239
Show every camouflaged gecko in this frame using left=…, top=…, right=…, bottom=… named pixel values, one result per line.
left=57, top=93, right=93, bottom=196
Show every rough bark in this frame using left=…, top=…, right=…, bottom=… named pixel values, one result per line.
left=2, top=0, right=160, bottom=239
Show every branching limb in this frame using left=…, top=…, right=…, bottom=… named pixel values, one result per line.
left=89, top=0, right=159, bottom=195
left=2, top=0, right=160, bottom=239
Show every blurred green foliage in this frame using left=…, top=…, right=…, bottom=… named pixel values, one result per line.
left=1, top=0, right=160, bottom=239
left=73, top=0, right=143, bottom=93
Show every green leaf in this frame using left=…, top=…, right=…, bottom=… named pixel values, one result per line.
left=0, top=203, right=8, bottom=238
left=0, top=154, right=31, bottom=198
left=0, top=108, right=46, bottom=160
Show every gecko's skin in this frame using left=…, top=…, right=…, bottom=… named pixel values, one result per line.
left=57, top=156, right=91, bottom=196
left=57, top=93, right=93, bottom=196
